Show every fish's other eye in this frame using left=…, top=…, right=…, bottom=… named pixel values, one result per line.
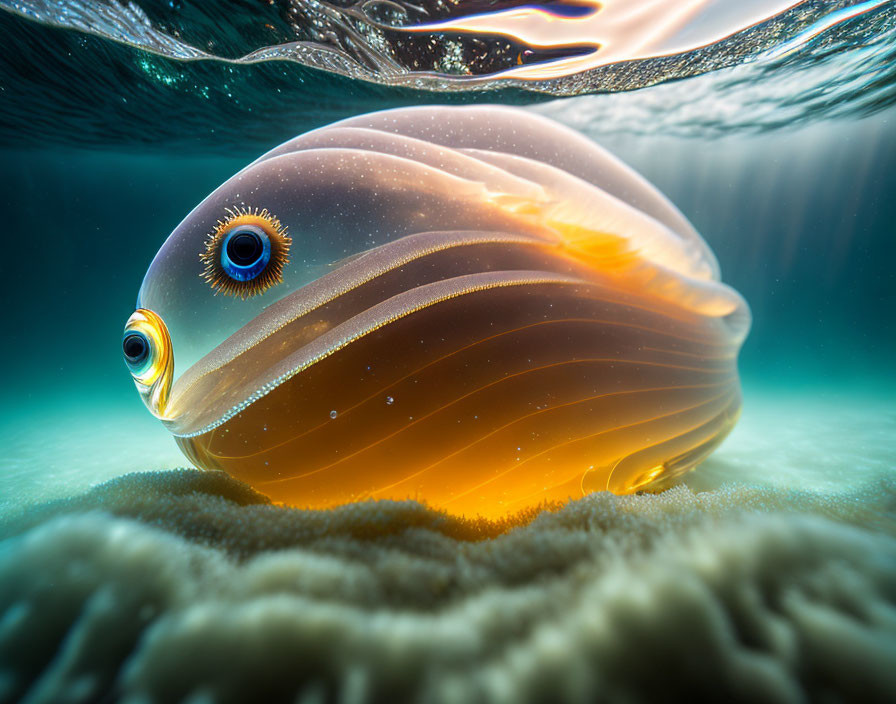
left=123, top=331, right=150, bottom=369
left=122, top=308, right=173, bottom=418
left=201, top=206, right=291, bottom=298
left=122, top=324, right=165, bottom=388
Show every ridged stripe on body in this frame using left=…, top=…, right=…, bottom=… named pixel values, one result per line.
left=171, top=228, right=735, bottom=412
left=203, top=314, right=737, bottom=463
left=442, top=385, right=739, bottom=508
left=171, top=271, right=589, bottom=437
left=245, top=358, right=733, bottom=478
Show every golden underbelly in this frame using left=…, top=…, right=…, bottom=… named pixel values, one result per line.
left=174, top=279, right=742, bottom=519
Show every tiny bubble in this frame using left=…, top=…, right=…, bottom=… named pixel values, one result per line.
left=386, top=396, right=394, bottom=405
left=329, top=410, right=338, bottom=419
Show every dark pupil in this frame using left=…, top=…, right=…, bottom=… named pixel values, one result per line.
left=123, top=334, right=148, bottom=364
left=227, top=230, right=263, bottom=266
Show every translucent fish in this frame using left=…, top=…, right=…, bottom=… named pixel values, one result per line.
left=124, top=106, right=749, bottom=518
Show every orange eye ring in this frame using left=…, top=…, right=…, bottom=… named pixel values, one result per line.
left=200, top=206, right=291, bottom=298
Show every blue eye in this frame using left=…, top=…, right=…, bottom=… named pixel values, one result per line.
left=200, top=207, right=291, bottom=298
left=123, top=330, right=152, bottom=374
left=221, top=226, right=271, bottom=282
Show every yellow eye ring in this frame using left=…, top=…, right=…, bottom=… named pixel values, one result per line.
left=123, top=309, right=173, bottom=419
left=200, top=206, right=291, bottom=298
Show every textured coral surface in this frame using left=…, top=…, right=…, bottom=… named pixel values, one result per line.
left=1, top=469, right=894, bottom=704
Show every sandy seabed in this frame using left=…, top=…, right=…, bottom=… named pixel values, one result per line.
left=0, top=386, right=893, bottom=703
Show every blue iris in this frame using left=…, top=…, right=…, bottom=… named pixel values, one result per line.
left=123, top=330, right=152, bottom=375
left=221, top=226, right=271, bottom=282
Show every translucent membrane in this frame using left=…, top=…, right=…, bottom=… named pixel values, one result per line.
left=135, top=106, right=749, bottom=517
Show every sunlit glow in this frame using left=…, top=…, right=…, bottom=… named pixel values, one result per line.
left=403, top=0, right=803, bottom=80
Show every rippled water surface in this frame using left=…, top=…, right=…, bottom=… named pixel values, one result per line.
left=2, top=0, right=895, bottom=150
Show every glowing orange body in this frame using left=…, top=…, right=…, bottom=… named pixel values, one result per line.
left=172, top=242, right=742, bottom=518
left=127, top=106, right=749, bottom=518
